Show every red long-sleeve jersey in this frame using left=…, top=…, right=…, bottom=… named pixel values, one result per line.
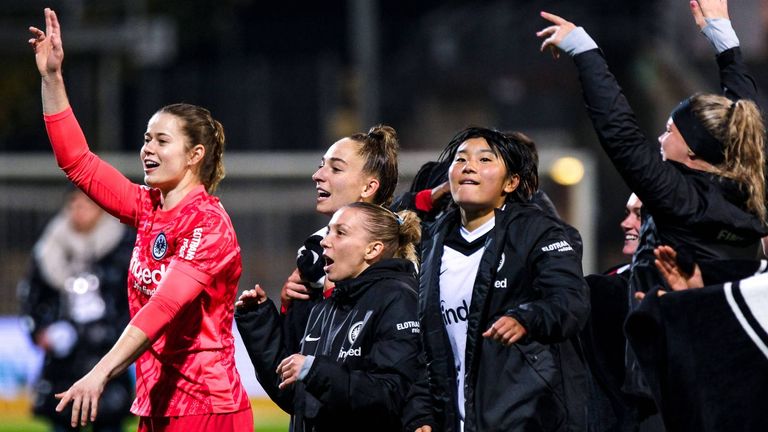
left=44, top=107, right=250, bottom=417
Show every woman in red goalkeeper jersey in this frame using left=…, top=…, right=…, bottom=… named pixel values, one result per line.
left=29, top=8, right=252, bottom=431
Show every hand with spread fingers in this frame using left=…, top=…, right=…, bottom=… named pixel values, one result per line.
left=536, top=11, right=577, bottom=58
left=276, top=353, right=307, bottom=390
left=236, top=284, right=268, bottom=310
left=482, top=316, right=527, bottom=346
left=654, top=245, right=704, bottom=291
left=54, top=367, right=108, bottom=428
left=29, top=8, right=64, bottom=79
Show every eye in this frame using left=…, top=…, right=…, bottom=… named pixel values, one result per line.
left=480, top=157, right=492, bottom=162
left=330, top=165, right=342, bottom=173
left=454, top=156, right=466, bottom=163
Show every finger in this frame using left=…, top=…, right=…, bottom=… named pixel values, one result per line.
left=536, top=25, right=559, bottom=38
left=634, top=291, right=646, bottom=301
left=50, top=9, right=61, bottom=40
left=28, top=26, right=44, bottom=39
left=549, top=45, right=561, bottom=60
left=540, top=11, right=568, bottom=25
left=54, top=391, right=73, bottom=413
left=70, top=396, right=81, bottom=427
left=80, top=398, right=90, bottom=426
left=657, top=290, right=667, bottom=297
left=45, top=8, right=53, bottom=37
left=690, top=1, right=706, bottom=29
left=90, top=398, right=99, bottom=422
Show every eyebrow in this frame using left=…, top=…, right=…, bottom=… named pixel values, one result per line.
left=324, top=157, right=348, bottom=166
left=456, top=148, right=496, bottom=155
left=145, top=132, right=173, bottom=139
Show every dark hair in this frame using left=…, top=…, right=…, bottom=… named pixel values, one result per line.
left=346, top=202, right=421, bottom=267
left=503, top=131, right=539, bottom=201
left=349, top=125, right=399, bottom=207
left=157, top=103, right=226, bottom=193
left=438, top=127, right=536, bottom=203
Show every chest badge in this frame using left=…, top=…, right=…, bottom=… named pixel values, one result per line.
left=348, top=321, right=364, bottom=344
left=152, top=232, right=168, bottom=260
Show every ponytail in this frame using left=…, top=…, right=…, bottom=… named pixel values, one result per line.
left=346, top=202, right=422, bottom=267
left=350, top=125, right=400, bottom=207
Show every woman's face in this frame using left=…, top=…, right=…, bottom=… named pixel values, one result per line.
left=658, top=118, right=690, bottom=163
left=312, top=138, right=375, bottom=216
left=320, top=207, right=375, bottom=282
left=448, top=137, right=516, bottom=212
left=141, top=112, right=196, bottom=192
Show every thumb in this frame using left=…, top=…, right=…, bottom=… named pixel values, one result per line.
left=690, top=1, right=706, bottom=28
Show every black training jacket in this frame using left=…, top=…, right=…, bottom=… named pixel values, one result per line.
left=573, top=47, right=767, bottom=296
left=410, top=204, right=590, bottom=432
left=236, top=258, right=421, bottom=432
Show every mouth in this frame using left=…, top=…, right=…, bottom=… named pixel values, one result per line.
left=458, top=179, right=479, bottom=185
left=624, top=233, right=638, bottom=241
left=316, top=188, right=331, bottom=200
left=323, top=255, right=334, bottom=272
left=143, top=159, right=160, bottom=173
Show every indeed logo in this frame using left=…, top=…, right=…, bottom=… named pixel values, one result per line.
left=129, top=247, right=167, bottom=286
left=494, top=278, right=508, bottom=289
left=441, top=299, right=469, bottom=326
left=337, top=347, right=361, bottom=360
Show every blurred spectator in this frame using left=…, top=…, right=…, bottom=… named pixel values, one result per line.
left=18, top=189, right=134, bottom=432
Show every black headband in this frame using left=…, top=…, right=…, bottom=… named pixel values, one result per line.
left=670, top=97, right=725, bottom=165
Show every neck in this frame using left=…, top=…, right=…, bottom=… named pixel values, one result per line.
left=683, top=157, right=717, bottom=173
left=460, top=207, right=496, bottom=232
left=160, top=177, right=202, bottom=210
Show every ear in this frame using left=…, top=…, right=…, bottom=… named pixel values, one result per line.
left=364, top=240, right=385, bottom=261
left=188, top=144, right=206, bottom=166
left=503, top=174, right=520, bottom=194
left=360, top=177, right=381, bottom=201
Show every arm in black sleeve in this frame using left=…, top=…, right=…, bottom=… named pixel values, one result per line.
left=717, top=47, right=758, bottom=103
left=506, top=221, right=590, bottom=344
left=402, top=351, right=439, bottom=432
left=302, top=289, right=421, bottom=420
left=572, top=49, right=704, bottom=221
left=235, top=299, right=295, bottom=413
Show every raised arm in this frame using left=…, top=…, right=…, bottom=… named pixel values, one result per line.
left=30, top=8, right=142, bottom=224
left=692, top=0, right=757, bottom=102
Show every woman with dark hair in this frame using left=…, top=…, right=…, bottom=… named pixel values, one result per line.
left=236, top=203, right=423, bottom=431
left=410, top=127, right=590, bottom=432
left=29, top=9, right=251, bottom=431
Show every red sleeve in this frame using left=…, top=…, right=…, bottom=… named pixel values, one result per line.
left=129, top=260, right=207, bottom=340
left=44, top=107, right=143, bottom=226
left=173, top=207, right=239, bottom=281
left=414, top=189, right=434, bottom=212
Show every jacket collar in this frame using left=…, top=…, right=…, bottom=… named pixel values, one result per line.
left=331, top=258, right=416, bottom=303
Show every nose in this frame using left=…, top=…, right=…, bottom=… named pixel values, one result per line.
left=312, top=166, right=325, bottom=182
left=461, top=159, right=476, bottom=173
left=319, top=235, right=330, bottom=249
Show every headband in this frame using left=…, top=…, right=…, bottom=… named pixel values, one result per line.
left=670, top=97, right=725, bottom=165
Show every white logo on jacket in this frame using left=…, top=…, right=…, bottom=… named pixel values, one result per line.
left=348, top=321, right=364, bottom=344
left=541, top=240, right=573, bottom=253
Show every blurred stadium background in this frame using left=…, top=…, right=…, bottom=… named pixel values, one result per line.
left=2, top=0, right=768, bottom=429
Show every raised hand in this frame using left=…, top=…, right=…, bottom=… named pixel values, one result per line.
left=690, top=0, right=730, bottom=30
left=29, top=8, right=64, bottom=78
left=653, top=245, right=704, bottom=290
left=235, top=284, right=268, bottom=310
left=536, top=11, right=577, bottom=58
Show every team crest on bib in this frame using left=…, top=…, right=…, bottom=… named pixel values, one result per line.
left=152, top=232, right=168, bottom=260
left=348, top=321, right=364, bottom=344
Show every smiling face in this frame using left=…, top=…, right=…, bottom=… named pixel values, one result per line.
left=659, top=118, right=690, bottom=163
left=320, top=207, right=378, bottom=282
left=141, top=112, right=199, bottom=193
left=448, top=137, right=518, bottom=213
left=620, top=193, right=643, bottom=256
left=311, top=138, right=375, bottom=216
